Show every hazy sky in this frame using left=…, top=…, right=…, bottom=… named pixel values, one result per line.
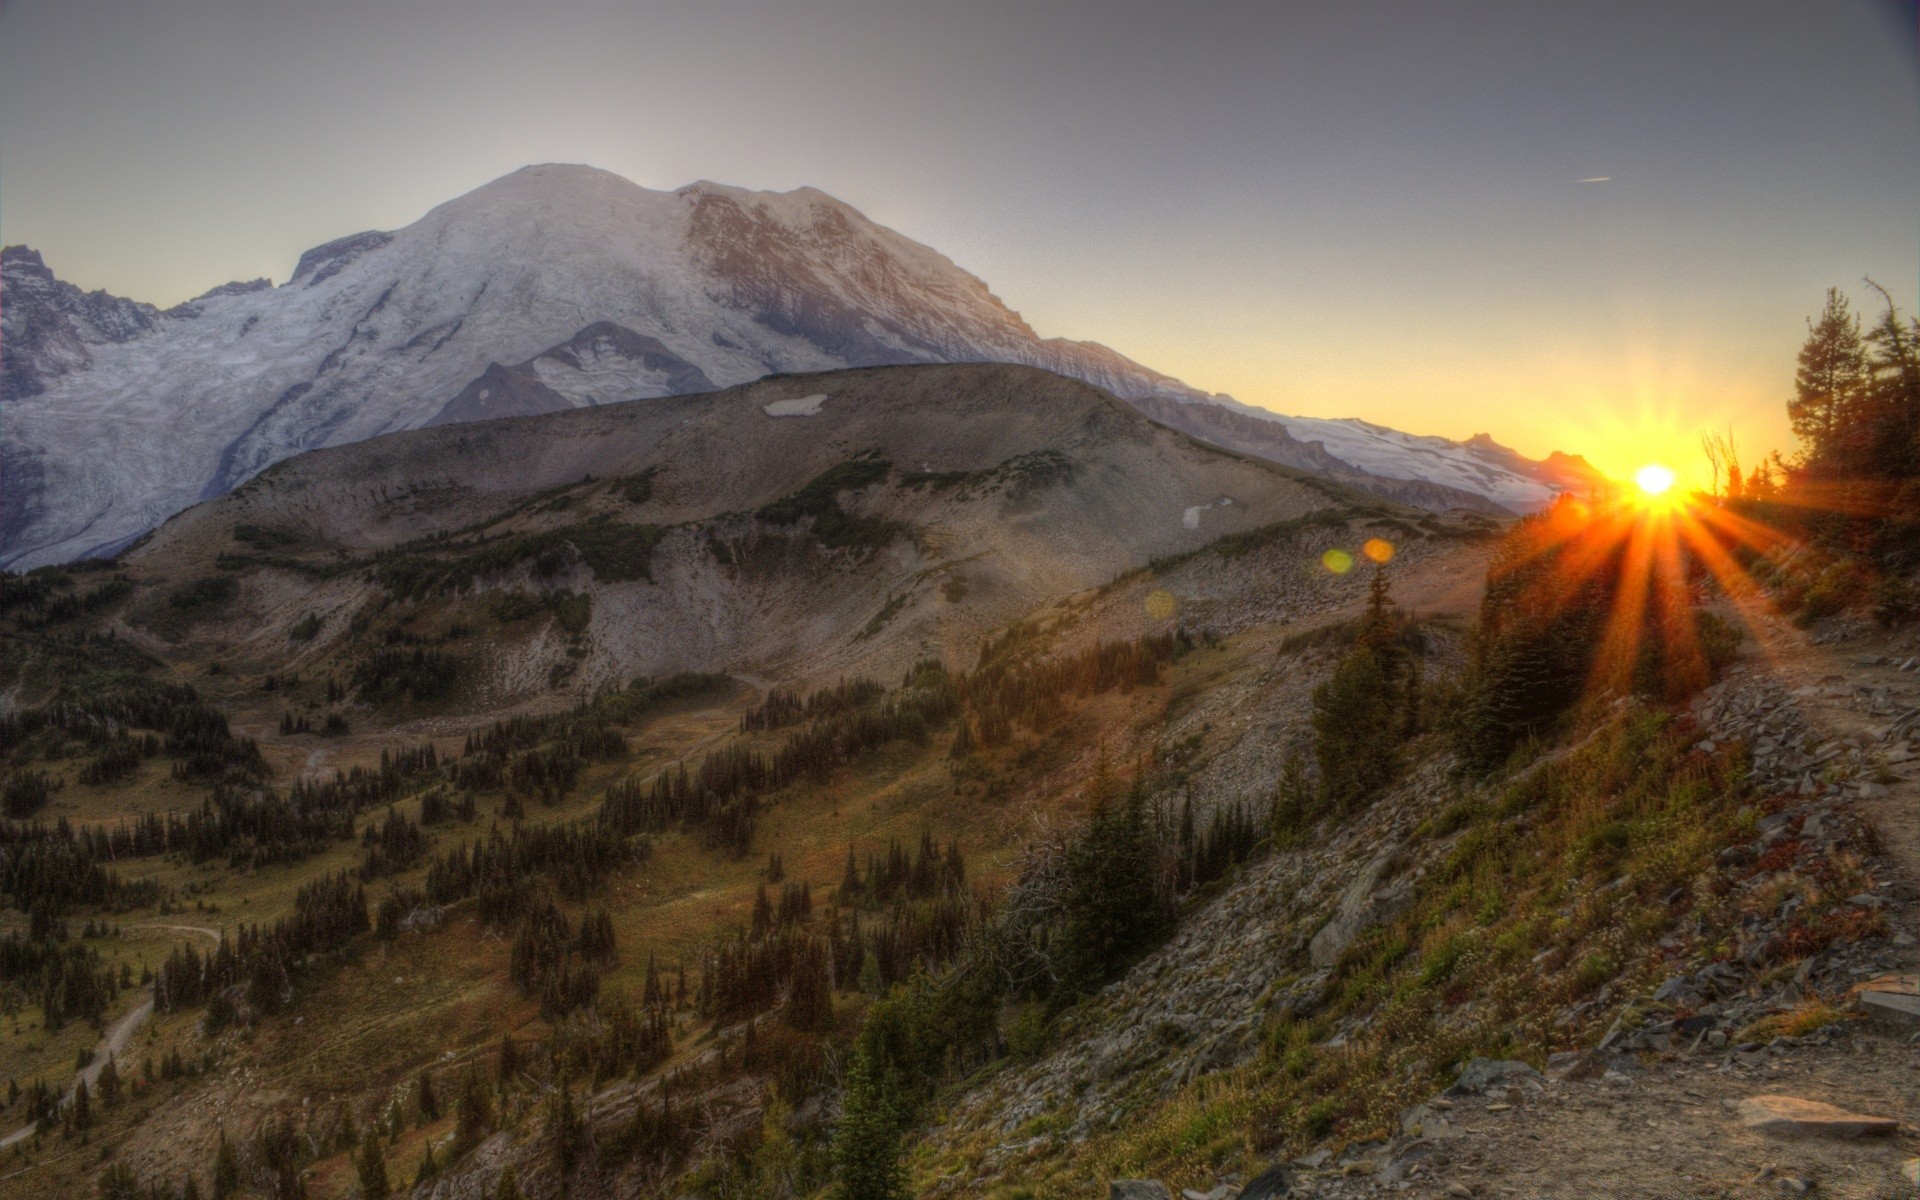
left=2, top=1, right=1916, bottom=480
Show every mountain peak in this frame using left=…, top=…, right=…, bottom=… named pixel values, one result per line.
left=0, top=164, right=1580, bottom=570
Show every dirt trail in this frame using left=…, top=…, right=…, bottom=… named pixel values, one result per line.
left=0, top=923, right=221, bottom=1150
left=1373, top=613, right=1920, bottom=1200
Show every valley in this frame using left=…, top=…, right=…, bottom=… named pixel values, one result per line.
left=1, top=360, right=1915, bottom=1200
left=0, top=362, right=1501, bottom=1198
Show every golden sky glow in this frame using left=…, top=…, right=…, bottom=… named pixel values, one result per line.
left=0, top=2, right=1910, bottom=487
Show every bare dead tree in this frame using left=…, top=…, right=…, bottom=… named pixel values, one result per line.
left=1700, top=426, right=1740, bottom=500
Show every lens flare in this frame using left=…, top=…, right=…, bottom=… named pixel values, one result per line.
left=1144, top=589, right=1177, bottom=620
left=1321, top=549, right=1354, bottom=575
left=1635, top=464, right=1676, bottom=497
left=1362, top=537, right=1395, bottom=564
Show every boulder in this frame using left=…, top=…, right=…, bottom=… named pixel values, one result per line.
left=1239, top=1163, right=1294, bottom=1200
left=1111, top=1182, right=1174, bottom=1200
left=1308, top=849, right=1411, bottom=968
left=1857, top=989, right=1920, bottom=1030
left=1737, top=1095, right=1897, bottom=1139
left=1545, top=1050, right=1603, bottom=1082
left=1445, top=1057, right=1544, bottom=1096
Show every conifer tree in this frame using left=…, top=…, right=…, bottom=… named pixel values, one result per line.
left=833, top=1046, right=904, bottom=1200
left=1792, top=287, right=1869, bottom=458
left=1056, top=778, right=1163, bottom=997
left=416, top=1068, right=440, bottom=1123
left=97, top=1055, right=120, bottom=1109
left=212, top=1128, right=241, bottom=1200
left=412, top=1142, right=438, bottom=1189
left=355, top=1131, right=391, bottom=1200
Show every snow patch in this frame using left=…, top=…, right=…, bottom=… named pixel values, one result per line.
left=1182, top=497, right=1234, bottom=531
left=763, top=393, right=827, bottom=418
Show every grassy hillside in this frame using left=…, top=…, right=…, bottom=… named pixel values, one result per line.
left=0, top=369, right=1497, bottom=1199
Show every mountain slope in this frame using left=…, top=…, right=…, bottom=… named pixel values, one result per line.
left=129, top=363, right=1407, bottom=693
left=1, top=165, right=1580, bottom=570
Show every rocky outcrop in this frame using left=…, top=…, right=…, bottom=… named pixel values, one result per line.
left=1307, top=846, right=1414, bottom=967
left=0, top=245, right=157, bottom=402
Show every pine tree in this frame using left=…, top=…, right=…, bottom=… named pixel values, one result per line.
left=416, top=1069, right=440, bottom=1123
left=1310, top=642, right=1396, bottom=811
left=495, top=1167, right=523, bottom=1200
left=355, top=1131, right=391, bottom=1200
left=1056, top=779, right=1163, bottom=997
left=212, top=1128, right=241, bottom=1200
left=1791, top=287, right=1869, bottom=459
left=412, top=1141, right=438, bottom=1189
left=833, top=1046, right=904, bottom=1200
left=1863, top=286, right=1920, bottom=479
left=496, top=1035, right=521, bottom=1088
left=97, top=1055, right=120, bottom=1109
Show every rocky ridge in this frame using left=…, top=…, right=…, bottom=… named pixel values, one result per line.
left=919, top=613, right=1920, bottom=1199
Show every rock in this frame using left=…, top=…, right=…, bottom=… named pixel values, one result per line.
left=1446, top=1057, right=1544, bottom=1096
left=1239, top=1163, right=1294, bottom=1200
left=1857, top=989, right=1920, bottom=1030
left=1182, top=1188, right=1233, bottom=1200
left=1737, top=1095, right=1898, bottom=1138
left=1400, top=1103, right=1458, bottom=1138
left=1381, top=1140, right=1436, bottom=1184
left=1546, top=1050, right=1602, bottom=1081
left=1112, top=1183, right=1173, bottom=1200
left=1446, top=1186, right=1475, bottom=1198
left=1653, top=974, right=1705, bottom=1007
left=1901, top=1158, right=1920, bottom=1185
left=1307, top=849, right=1412, bottom=968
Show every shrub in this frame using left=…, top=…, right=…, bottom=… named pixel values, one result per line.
left=168, top=575, right=237, bottom=612
left=1874, top=575, right=1919, bottom=627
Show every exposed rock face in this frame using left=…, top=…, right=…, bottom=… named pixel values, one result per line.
left=0, top=245, right=157, bottom=402
left=426, top=322, right=715, bottom=426
left=131, top=363, right=1376, bottom=693
left=1307, top=846, right=1414, bottom=967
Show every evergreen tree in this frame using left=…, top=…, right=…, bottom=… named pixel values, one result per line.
left=1791, top=287, right=1869, bottom=458
left=97, top=1055, right=120, bottom=1109
left=1055, top=777, right=1164, bottom=998
left=1310, top=642, right=1397, bottom=810
left=412, top=1142, right=438, bottom=1189
left=496, top=1035, right=521, bottom=1088
left=833, top=1045, right=904, bottom=1200
left=416, top=1068, right=440, bottom=1123
left=212, top=1129, right=241, bottom=1200
left=355, top=1131, right=391, bottom=1200
left=454, top=1071, right=495, bottom=1157
left=1311, top=566, right=1419, bottom=809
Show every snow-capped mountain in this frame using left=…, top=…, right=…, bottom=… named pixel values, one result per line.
left=0, top=164, right=1590, bottom=569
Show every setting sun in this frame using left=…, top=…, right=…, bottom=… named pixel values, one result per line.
left=1635, top=464, right=1677, bottom=498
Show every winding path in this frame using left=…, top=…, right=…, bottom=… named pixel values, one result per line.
left=0, top=922, right=221, bottom=1150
